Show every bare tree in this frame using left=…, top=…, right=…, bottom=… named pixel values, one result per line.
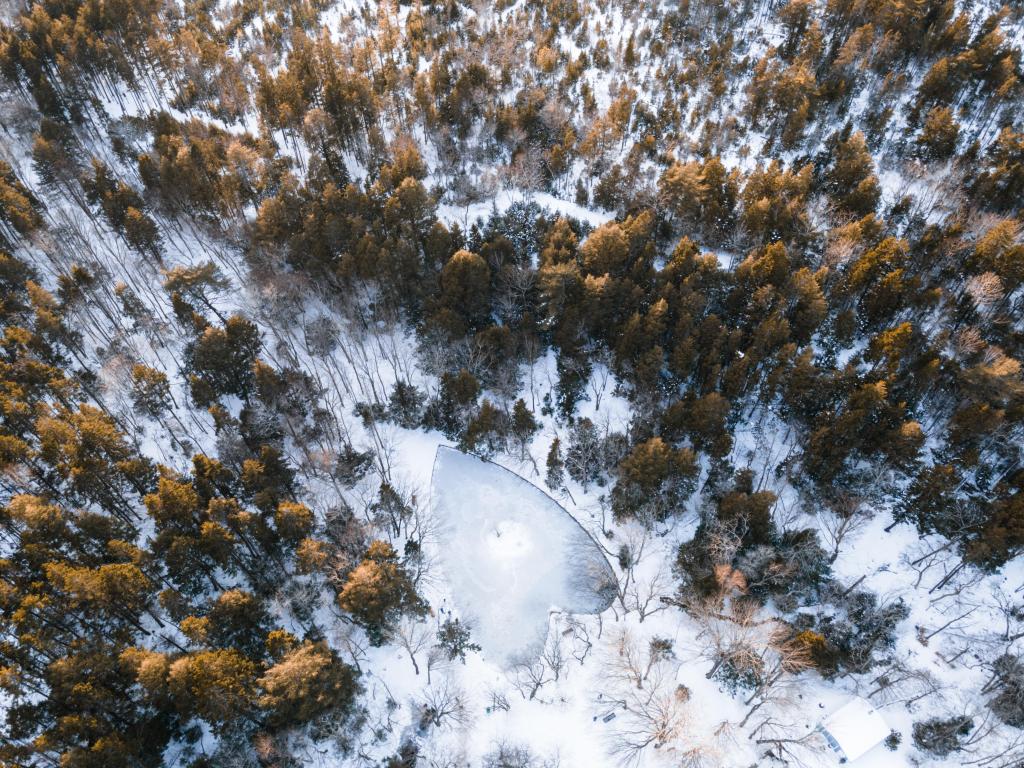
left=481, top=740, right=536, bottom=768
left=704, top=521, right=744, bottom=574
left=332, top=622, right=370, bottom=674
left=425, top=645, right=451, bottom=686
left=599, top=629, right=689, bottom=766
left=754, top=729, right=826, bottom=768
left=418, top=676, right=472, bottom=730
left=417, top=743, right=468, bottom=768
left=966, top=272, right=1004, bottom=316
left=587, top=351, right=612, bottom=412
left=686, top=598, right=811, bottom=731
left=612, top=522, right=652, bottom=619
left=689, top=598, right=769, bottom=680
left=902, top=535, right=963, bottom=589
left=494, top=265, right=537, bottom=333
left=602, top=626, right=651, bottom=696
left=486, top=685, right=511, bottom=713
left=509, top=142, right=545, bottom=194
left=509, top=654, right=553, bottom=701
left=622, top=559, right=672, bottom=623
left=606, top=683, right=689, bottom=767
left=395, top=617, right=434, bottom=676
left=674, top=720, right=742, bottom=768
left=560, top=615, right=595, bottom=665
left=817, top=492, right=872, bottom=563
left=867, top=659, right=945, bottom=707
left=961, top=725, right=1024, bottom=768
left=737, top=629, right=812, bottom=730
left=542, top=626, right=567, bottom=683
left=990, top=586, right=1024, bottom=643
left=918, top=605, right=979, bottom=645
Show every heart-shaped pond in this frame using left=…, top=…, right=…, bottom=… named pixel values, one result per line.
left=430, top=446, right=617, bottom=667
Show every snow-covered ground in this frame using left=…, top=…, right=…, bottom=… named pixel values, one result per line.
left=436, top=188, right=614, bottom=232
left=3, top=1, right=1023, bottom=766
left=429, top=446, right=615, bottom=667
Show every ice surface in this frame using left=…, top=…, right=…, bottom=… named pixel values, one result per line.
left=430, top=446, right=616, bottom=667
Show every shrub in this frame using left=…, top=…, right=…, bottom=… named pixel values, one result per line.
left=912, top=716, right=973, bottom=757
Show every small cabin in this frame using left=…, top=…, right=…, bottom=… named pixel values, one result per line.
left=818, top=697, right=889, bottom=764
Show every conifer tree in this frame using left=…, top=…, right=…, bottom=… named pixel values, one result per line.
left=545, top=437, right=566, bottom=493
left=337, top=540, right=428, bottom=645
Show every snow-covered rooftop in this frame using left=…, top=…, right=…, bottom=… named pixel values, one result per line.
left=820, top=697, right=890, bottom=764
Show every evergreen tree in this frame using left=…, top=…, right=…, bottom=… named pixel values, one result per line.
left=824, top=131, right=881, bottom=216
left=611, top=438, right=698, bottom=524
left=337, top=540, right=428, bottom=645
left=509, top=399, right=539, bottom=459
left=186, top=315, right=262, bottom=404
left=259, top=642, right=358, bottom=728
left=916, top=106, right=959, bottom=160
left=167, top=649, right=259, bottom=732
left=545, top=437, right=566, bottom=493
left=436, top=617, right=481, bottom=663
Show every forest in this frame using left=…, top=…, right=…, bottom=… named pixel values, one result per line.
left=0, top=0, right=1023, bottom=766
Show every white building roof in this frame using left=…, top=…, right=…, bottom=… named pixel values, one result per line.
left=820, top=697, right=889, bottom=763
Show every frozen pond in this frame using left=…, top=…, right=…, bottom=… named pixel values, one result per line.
left=430, top=446, right=616, bottom=667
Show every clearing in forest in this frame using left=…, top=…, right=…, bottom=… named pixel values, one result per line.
left=429, top=446, right=616, bottom=667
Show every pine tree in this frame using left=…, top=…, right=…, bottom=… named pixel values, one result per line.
left=510, top=399, right=539, bottom=459
left=973, top=128, right=1024, bottom=211
left=437, top=249, right=491, bottom=332
left=186, top=314, right=262, bottom=403
left=167, top=649, right=259, bottom=732
left=566, top=418, right=602, bottom=491
left=623, top=31, right=637, bottom=67
left=545, top=437, right=566, bottom=493
left=130, top=364, right=173, bottom=417
left=259, top=642, right=358, bottom=728
left=825, top=131, right=881, bottom=215
left=162, top=262, right=229, bottom=320
left=611, top=437, right=698, bottom=524
left=658, top=161, right=707, bottom=228
left=337, top=540, right=428, bottom=645
left=580, top=221, right=631, bottom=277
left=436, top=617, right=481, bottom=663
left=917, top=106, right=959, bottom=160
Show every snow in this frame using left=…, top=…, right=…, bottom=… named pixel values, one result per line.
left=429, top=446, right=616, bottom=667
left=820, top=696, right=891, bottom=764
left=436, top=188, right=613, bottom=231
left=2, top=2, right=1023, bottom=766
